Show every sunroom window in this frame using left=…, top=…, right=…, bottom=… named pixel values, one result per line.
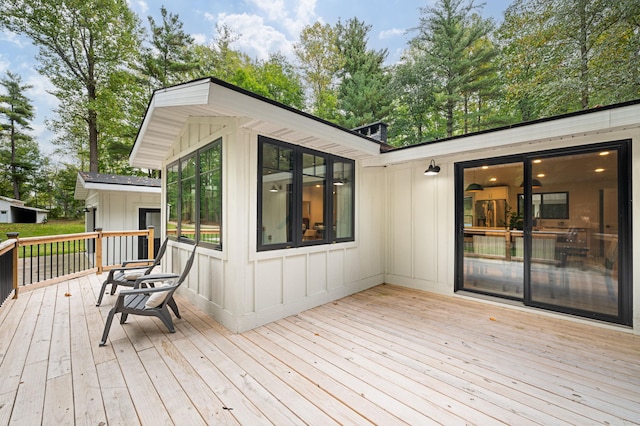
left=258, top=136, right=354, bottom=251
left=165, top=138, right=222, bottom=249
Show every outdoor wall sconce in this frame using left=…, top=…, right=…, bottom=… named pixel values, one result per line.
left=269, top=184, right=282, bottom=192
left=423, top=159, right=441, bottom=176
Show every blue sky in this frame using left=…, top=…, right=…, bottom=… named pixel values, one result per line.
left=0, top=0, right=509, bottom=159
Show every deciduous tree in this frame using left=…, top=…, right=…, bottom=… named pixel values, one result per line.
left=0, top=0, right=143, bottom=173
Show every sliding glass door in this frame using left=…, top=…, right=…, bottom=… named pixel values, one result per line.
left=456, top=141, right=631, bottom=325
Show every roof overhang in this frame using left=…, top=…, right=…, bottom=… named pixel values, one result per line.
left=74, top=173, right=161, bottom=200
left=130, top=78, right=383, bottom=170
left=368, top=100, right=640, bottom=167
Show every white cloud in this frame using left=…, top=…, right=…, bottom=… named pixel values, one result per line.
left=25, top=74, right=58, bottom=109
left=192, top=33, right=207, bottom=45
left=0, top=30, right=28, bottom=48
left=249, top=0, right=318, bottom=36
left=379, top=28, right=405, bottom=40
left=135, top=0, right=149, bottom=14
left=217, top=13, right=294, bottom=61
left=0, top=57, right=9, bottom=74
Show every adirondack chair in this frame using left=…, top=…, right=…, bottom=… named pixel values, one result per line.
left=96, top=237, right=169, bottom=306
left=99, top=245, right=197, bottom=346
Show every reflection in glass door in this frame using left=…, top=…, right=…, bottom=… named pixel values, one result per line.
left=460, top=161, right=524, bottom=299
left=456, top=141, right=630, bottom=325
left=528, top=150, right=620, bottom=317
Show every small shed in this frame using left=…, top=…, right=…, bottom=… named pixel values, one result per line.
left=74, top=172, right=161, bottom=259
left=0, top=196, right=48, bottom=223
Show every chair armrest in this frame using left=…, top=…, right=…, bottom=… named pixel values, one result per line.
left=105, top=264, right=150, bottom=280
left=132, top=273, right=180, bottom=288
left=118, top=285, right=177, bottom=297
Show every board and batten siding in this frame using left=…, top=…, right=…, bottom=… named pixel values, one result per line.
left=164, top=118, right=386, bottom=333
left=382, top=125, right=640, bottom=334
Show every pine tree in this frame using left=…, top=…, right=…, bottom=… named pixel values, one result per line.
left=0, top=71, right=38, bottom=200
left=335, top=18, right=393, bottom=129
left=414, top=0, right=498, bottom=137
left=140, top=6, right=199, bottom=90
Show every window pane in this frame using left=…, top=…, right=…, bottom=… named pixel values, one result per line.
left=333, top=160, right=354, bottom=239
left=261, top=143, right=293, bottom=245
left=461, top=162, right=524, bottom=298
left=166, top=163, right=179, bottom=238
left=180, top=156, right=196, bottom=240
left=200, top=142, right=222, bottom=246
left=302, top=153, right=326, bottom=241
left=531, top=150, right=619, bottom=316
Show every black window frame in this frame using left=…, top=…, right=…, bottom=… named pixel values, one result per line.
left=517, top=191, right=570, bottom=220
left=257, top=135, right=355, bottom=251
left=165, top=138, right=223, bottom=250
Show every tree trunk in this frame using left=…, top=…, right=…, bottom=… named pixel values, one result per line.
left=10, top=118, right=19, bottom=199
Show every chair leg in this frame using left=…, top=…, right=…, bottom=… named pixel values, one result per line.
left=167, top=298, right=181, bottom=319
left=156, top=308, right=175, bottom=333
left=120, top=312, right=128, bottom=324
left=99, top=306, right=118, bottom=346
left=96, top=279, right=110, bottom=306
left=110, top=283, right=118, bottom=295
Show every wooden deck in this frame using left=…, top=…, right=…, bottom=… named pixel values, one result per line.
left=1, top=274, right=639, bottom=425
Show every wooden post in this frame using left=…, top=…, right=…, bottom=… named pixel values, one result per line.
left=95, top=227, right=103, bottom=274
left=6, top=232, right=19, bottom=299
left=147, top=226, right=155, bottom=260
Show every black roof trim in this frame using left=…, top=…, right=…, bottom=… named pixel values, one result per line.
left=79, top=171, right=160, bottom=188
left=385, top=98, right=640, bottom=154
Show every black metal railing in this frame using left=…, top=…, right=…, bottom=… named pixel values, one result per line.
left=0, top=227, right=155, bottom=296
left=0, top=239, right=17, bottom=306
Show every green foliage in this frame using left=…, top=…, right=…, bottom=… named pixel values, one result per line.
left=497, top=0, right=640, bottom=119
left=411, top=0, right=499, bottom=137
left=294, top=22, right=340, bottom=119
left=0, top=71, right=43, bottom=200
left=0, top=220, right=85, bottom=242
left=335, top=18, right=393, bottom=128
left=139, top=6, right=200, bottom=90
left=0, top=0, right=144, bottom=173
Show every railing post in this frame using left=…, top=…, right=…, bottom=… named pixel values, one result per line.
left=95, top=227, right=103, bottom=274
left=147, top=226, right=155, bottom=260
left=7, top=232, right=19, bottom=299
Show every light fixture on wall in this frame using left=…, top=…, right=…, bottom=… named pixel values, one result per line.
left=423, top=159, right=441, bottom=176
left=269, top=184, right=281, bottom=193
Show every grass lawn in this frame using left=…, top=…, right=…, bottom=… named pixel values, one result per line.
left=0, top=219, right=85, bottom=242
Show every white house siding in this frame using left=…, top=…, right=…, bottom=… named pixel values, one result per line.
left=381, top=124, right=640, bottom=335
left=84, top=191, right=160, bottom=264
left=166, top=118, right=386, bottom=333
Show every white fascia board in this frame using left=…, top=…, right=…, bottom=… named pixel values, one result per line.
left=83, top=182, right=161, bottom=194
left=130, top=79, right=211, bottom=168
left=370, top=105, right=640, bottom=167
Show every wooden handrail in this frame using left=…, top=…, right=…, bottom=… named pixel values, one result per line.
left=2, top=228, right=156, bottom=298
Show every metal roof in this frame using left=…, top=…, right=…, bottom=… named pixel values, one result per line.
left=74, top=172, right=161, bottom=200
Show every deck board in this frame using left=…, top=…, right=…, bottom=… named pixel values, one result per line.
left=1, top=277, right=639, bottom=425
